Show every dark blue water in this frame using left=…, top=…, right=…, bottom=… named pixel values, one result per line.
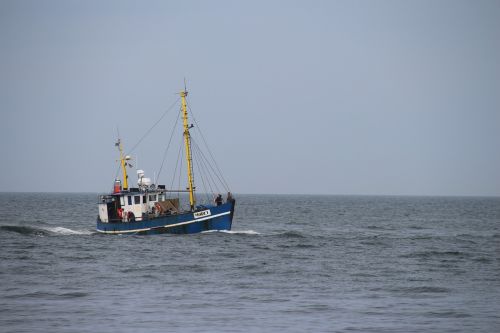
left=1, top=193, right=499, bottom=332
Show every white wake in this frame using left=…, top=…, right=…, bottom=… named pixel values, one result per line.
left=217, top=229, right=261, bottom=235
left=44, top=227, right=94, bottom=235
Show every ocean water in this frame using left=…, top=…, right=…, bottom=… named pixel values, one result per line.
left=0, top=193, right=499, bottom=333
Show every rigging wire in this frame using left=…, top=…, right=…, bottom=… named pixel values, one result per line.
left=191, top=139, right=222, bottom=196
left=197, top=146, right=218, bottom=201
left=192, top=138, right=223, bottom=194
left=177, top=144, right=183, bottom=203
left=198, top=142, right=221, bottom=196
left=109, top=98, right=179, bottom=192
left=168, top=139, right=184, bottom=199
left=191, top=138, right=228, bottom=193
left=125, top=97, right=180, bottom=156
left=192, top=146, right=209, bottom=204
left=192, top=143, right=213, bottom=203
left=187, top=103, right=231, bottom=191
left=156, top=108, right=181, bottom=183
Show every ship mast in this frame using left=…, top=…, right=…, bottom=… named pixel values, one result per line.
left=181, top=89, right=196, bottom=210
left=117, top=138, right=129, bottom=190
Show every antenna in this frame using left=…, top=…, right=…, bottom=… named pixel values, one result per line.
left=184, top=77, right=187, bottom=93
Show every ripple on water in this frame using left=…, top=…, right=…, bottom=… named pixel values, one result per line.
left=5, top=291, right=90, bottom=300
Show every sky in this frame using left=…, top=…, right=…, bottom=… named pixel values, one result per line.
left=1, top=0, right=499, bottom=196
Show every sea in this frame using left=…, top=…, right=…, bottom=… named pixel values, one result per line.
left=0, top=193, right=499, bottom=333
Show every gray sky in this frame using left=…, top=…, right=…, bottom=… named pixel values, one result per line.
left=1, top=0, right=499, bottom=196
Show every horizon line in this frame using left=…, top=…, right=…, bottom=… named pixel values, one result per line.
left=0, top=190, right=498, bottom=198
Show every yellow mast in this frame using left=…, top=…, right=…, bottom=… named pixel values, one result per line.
left=181, top=89, right=196, bottom=210
left=117, top=139, right=129, bottom=190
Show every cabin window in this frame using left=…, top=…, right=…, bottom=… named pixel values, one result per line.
left=158, top=194, right=164, bottom=201
left=134, top=196, right=140, bottom=204
left=149, top=195, right=157, bottom=201
left=143, top=195, right=147, bottom=203
left=127, top=196, right=132, bottom=205
left=120, top=196, right=125, bottom=206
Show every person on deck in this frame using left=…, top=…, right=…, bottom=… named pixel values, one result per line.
left=127, top=211, right=135, bottom=222
left=215, top=194, right=223, bottom=206
left=226, top=192, right=234, bottom=203
left=154, top=202, right=162, bottom=217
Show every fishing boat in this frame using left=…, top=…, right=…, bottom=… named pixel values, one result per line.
left=96, top=88, right=235, bottom=235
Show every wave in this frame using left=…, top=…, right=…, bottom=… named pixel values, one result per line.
left=0, top=225, right=94, bottom=236
left=399, top=250, right=471, bottom=259
left=202, top=229, right=261, bottom=235
left=0, top=225, right=50, bottom=236
left=5, top=291, right=89, bottom=299
left=424, top=310, right=471, bottom=318
left=402, top=286, right=451, bottom=293
left=274, top=230, right=307, bottom=238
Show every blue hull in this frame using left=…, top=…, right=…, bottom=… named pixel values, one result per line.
left=96, top=201, right=235, bottom=235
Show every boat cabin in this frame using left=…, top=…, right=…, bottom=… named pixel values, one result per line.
left=98, top=185, right=180, bottom=223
